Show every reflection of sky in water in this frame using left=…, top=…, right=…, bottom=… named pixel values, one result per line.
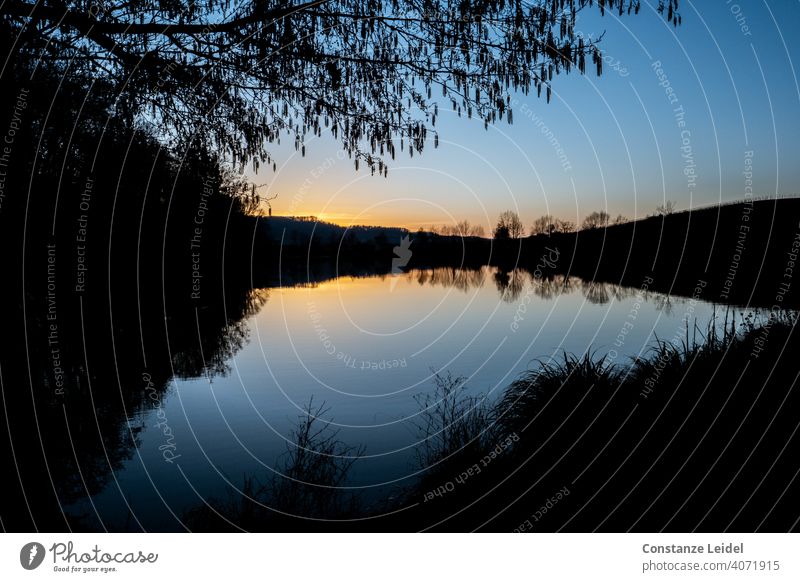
left=73, top=268, right=736, bottom=530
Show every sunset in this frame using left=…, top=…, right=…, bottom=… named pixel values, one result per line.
left=260, top=2, right=800, bottom=231
left=1, top=0, right=800, bottom=579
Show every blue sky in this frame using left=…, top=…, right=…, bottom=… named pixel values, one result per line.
left=251, top=1, right=800, bottom=231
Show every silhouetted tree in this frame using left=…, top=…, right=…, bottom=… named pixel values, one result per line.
left=531, top=214, right=557, bottom=235
left=582, top=210, right=611, bottom=229
left=470, top=224, right=486, bottom=237
left=556, top=219, right=576, bottom=233
left=442, top=220, right=480, bottom=237
left=437, top=221, right=485, bottom=237
left=495, top=210, right=524, bottom=239
left=494, top=225, right=510, bottom=239
left=655, top=200, right=677, bottom=216
left=2, top=0, right=680, bottom=172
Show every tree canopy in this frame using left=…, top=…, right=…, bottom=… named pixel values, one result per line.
left=495, top=210, right=524, bottom=238
left=582, top=210, right=610, bottom=229
left=3, top=0, right=680, bottom=173
left=531, top=214, right=557, bottom=235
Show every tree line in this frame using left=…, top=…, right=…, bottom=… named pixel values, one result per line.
left=493, top=201, right=678, bottom=239
left=422, top=200, right=679, bottom=240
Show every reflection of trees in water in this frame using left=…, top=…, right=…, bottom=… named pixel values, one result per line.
left=407, top=266, right=669, bottom=306
left=409, top=265, right=559, bottom=303
left=532, top=274, right=574, bottom=300
left=653, top=293, right=674, bottom=315
left=652, top=293, right=688, bottom=315
left=582, top=281, right=609, bottom=304
left=348, top=264, right=701, bottom=316
left=1, top=280, right=268, bottom=531
left=187, top=398, right=365, bottom=530
left=576, top=280, right=687, bottom=313
left=404, top=266, right=679, bottom=307
left=494, top=269, right=527, bottom=303
left=410, top=266, right=490, bottom=292
left=405, top=267, right=613, bottom=305
left=9, top=260, right=722, bottom=530
left=405, top=265, right=535, bottom=301
left=580, top=280, right=637, bottom=304
left=171, top=288, right=270, bottom=379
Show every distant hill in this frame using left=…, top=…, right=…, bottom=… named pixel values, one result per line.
left=244, top=200, right=800, bottom=307
left=561, top=197, right=800, bottom=307
left=406, top=198, right=800, bottom=307
left=258, top=216, right=409, bottom=247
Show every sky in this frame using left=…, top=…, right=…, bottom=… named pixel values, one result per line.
left=249, top=1, right=800, bottom=232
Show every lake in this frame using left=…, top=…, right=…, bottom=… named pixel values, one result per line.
left=67, top=266, right=733, bottom=531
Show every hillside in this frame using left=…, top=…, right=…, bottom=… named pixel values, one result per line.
left=407, top=198, right=800, bottom=307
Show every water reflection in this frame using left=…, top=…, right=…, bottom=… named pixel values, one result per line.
left=170, top=288, right=270, bottom=379
left=412, top=266, right=489, bottom=293
left=0, top=268, right=268, bottom=530
left=1, top=261, right=750, bottom=531
left=399, top=265, right=683, bottom=310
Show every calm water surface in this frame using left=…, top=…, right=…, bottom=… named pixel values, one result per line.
left=71, top=267, right=730, bottom=530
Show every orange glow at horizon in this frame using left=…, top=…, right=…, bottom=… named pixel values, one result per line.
left=276, top=208, right=494, bottom=232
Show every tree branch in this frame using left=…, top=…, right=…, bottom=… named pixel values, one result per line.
left=2, top=0, right=329, bottom=35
